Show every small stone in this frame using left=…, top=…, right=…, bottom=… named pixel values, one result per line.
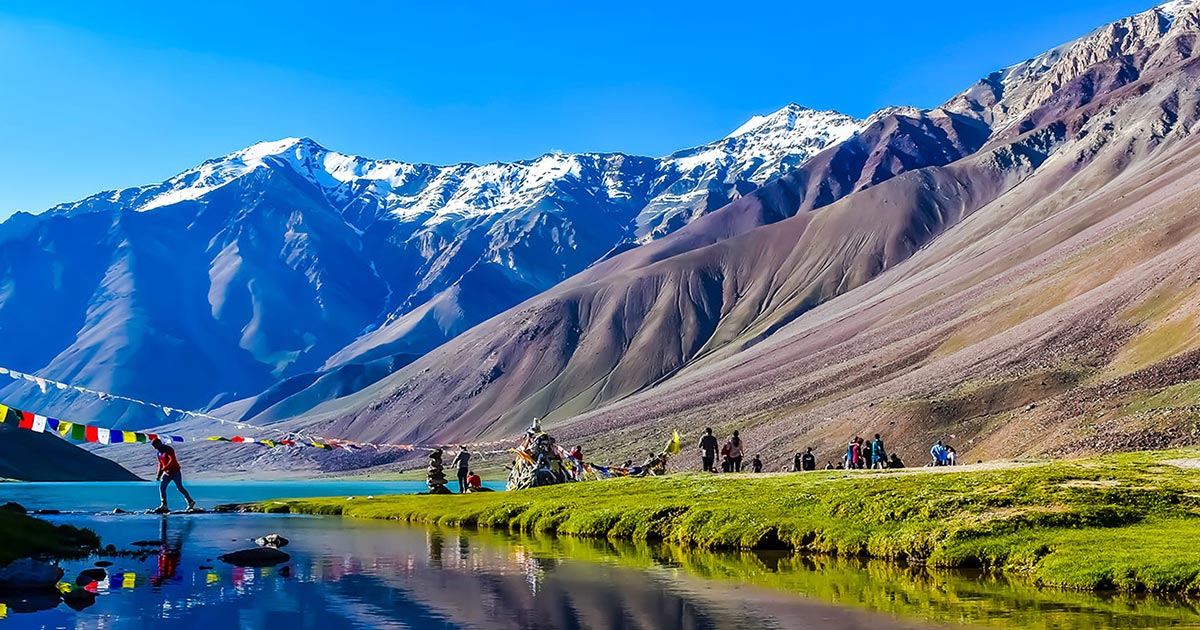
left=218, top=548, right=291, bottom=567
left=76, top=568, right=107, bottom=586
left=254, top=534, right=289, bottom=548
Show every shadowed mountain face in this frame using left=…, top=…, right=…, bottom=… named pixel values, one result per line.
left=255, top=1, right=1200, bottom=468
left=0, top=106, right=859, bottom=429
left=0, top=424, right=139, bottom=481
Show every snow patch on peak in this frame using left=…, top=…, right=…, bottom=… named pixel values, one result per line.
left=1158, top=0, right=1197, bottom=18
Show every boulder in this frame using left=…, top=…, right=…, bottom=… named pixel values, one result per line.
left=0, top=558, right=64, bottom=589
left=0, top=502, right=26, bottom=514
left=254, top=534, right=289, bottom=548
left=94, top=561, right=113, bottom=568
left=218, top=548, right=290, bottom=567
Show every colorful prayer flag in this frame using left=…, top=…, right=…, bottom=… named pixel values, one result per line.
left=123, top=431, right=139, bottom=443
left=84, top=425, right=99, bottom=442
left=18, top=411, right=34, bottom=430
left=58, top=421, right=73, bottom=437
left=30, top=414, right=47, bottom=433
left=122, top=572, right=136, bottom=589
left=71, top=424, right=87, bottom=441
left=97, top=428, right=111, bottom=444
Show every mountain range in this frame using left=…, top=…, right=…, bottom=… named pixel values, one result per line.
left=6, top=0, right=1200, bottom=475
left=0, top=104, right=859, bottom=430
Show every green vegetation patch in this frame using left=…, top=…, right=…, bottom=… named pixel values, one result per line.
left=0, top=508, right=100, bottom=567
left=254, top=450, right=1200, bottom=593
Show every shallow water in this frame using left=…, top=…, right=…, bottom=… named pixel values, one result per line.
left=2, top=486, right=1200, bottom=629
left=0, top=480, right=503, bottom=513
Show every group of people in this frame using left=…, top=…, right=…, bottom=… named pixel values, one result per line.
left=450, top=446, right=485, bottom=492
left=930, top=440, right=959, bottom=466
left=697, top=428, right=750, bottom=473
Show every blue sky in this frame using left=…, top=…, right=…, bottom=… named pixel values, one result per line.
left=0, top=0, right=1164, bottom=218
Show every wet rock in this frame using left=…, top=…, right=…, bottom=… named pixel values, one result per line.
left=103, top=545, right=117, bottom=554
left=32, top=509, right=59, bottom=515
left=278, top=566, right=292, bottom=578
left=0, top=589, right=62, bottom=613
left=0, top=502, right=26, bottom=514
left=62, top=588, right=97, bottom=611
left=254, top=534, right=289, bottom=549
left=93, top=561, right=113, bottom=568
left=198, top=565, right=213, bottom=570
left=0, top=559, right=64, bottom=589
left=130, top=540, right=160, bottom=547
left=75, top=568, right=106, bottom=586
left=112, top=508, right=127, bottom=515
left=218, top=548, right=290, bottom=567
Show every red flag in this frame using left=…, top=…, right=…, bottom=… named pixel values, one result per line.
left=146, top=433, right=158, bottom=442
left=85, top=425, right=99, bottom=442
left=18, top=412, right=34, bottom=430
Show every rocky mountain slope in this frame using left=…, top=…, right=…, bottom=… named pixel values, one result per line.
left=0, top=424, right=140, bottom=481
left=0, top=105, right=858, bottom=429
left=248, top=0, right=1200, bottom=471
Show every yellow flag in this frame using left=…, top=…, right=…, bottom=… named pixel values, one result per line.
left=206, top=572, right=218, bottom=585
left=0, top=602, right=7, bottom=618
left=56, top=582, right=72, bottom=594
left=58, top=421, right=73, bottom=436
left=123, top=572, right=136, bottom=588
left=666, top=430, right=681, bottom=455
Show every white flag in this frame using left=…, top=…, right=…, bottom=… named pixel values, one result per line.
left=0, top=367, right=8, bottom=374
left=97, top=428, right=111, bottom=444
left=31, top=415, right=48, bottom=433
left=34, top=378, right=47, bottom=394
left=163, top=407, right=174, bottom=416
left=55, top=382, right=68, bottom=390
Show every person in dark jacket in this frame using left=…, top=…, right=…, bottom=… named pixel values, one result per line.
left=792, top=452, right=804, bottom=472
left=751, top=454, right=763, bottom=473
left=801, top=447, right=816, bottom=471
left=698, top=428, right=719, bottom=472
left=451, top=445, right=472, bottom=493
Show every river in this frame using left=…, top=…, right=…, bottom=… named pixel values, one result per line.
left=2, top=483, right=1200, bottom=629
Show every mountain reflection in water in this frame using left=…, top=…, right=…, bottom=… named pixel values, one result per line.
left=4, top=513, right=1199, bottom=629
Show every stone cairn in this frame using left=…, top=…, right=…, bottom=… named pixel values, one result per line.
left=427, top=449, right=451, bottom=494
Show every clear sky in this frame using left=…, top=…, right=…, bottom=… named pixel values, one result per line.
left=0, top=0, right=1164, bottom=219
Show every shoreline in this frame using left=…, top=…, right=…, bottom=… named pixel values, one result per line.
left=245, top=449, right=1200, bottom=594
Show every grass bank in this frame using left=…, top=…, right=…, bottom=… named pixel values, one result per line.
left=253, top=450, right=1200, bottom=593
left=0, top=507, right=100, bottom=567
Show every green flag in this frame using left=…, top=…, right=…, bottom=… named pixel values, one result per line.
left=69, top=424, right=87, bottom=442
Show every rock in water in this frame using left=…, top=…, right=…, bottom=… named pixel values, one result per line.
left=218, top=548, right=291, bottom=567
left=254, top=534, right=289, bottom=548
left=0, top=558, right=65, bottom=589
left=75, top=568, right=106, bottom=586
left=63, top=588, right=97, bottom=611
left=0, top=502, right=26, bottom=514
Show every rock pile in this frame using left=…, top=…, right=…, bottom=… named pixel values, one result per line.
left=427, top=450, right=451, bottom=494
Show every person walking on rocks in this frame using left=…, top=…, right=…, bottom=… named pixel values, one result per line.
left=152, top=438, right=195, bottom=514
left=451, top=445, right=472, bottom=493
left=698, top=428, right=719, bottom=473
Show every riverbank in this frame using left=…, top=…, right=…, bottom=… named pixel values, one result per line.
left=252, top=450, right=1200, bottom=593
left=0, top=507, right=99, bottom=567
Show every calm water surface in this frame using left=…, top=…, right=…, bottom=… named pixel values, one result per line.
left=1, top=484, right=1199, bottom=629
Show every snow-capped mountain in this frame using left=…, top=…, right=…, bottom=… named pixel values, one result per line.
left=0, top=104, right=861, bottom=428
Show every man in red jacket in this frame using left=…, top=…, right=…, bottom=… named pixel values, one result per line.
left=152, top=439, right=196, bottom=513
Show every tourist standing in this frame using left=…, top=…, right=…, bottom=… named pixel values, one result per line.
left=847, top=437, right=859, bottom=469
left=751, top=454, right=763, bottom=473
left=451, top=445, right=472, bottom=493
left=871, top=434, right=887, bottom=469
left=802, top=447, right=816, bottom=472
left=728, top=431, right=744, bottom=472
left=698, top=428, right=719, bottom=473
left=792, top=452, right=803, bottom=472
